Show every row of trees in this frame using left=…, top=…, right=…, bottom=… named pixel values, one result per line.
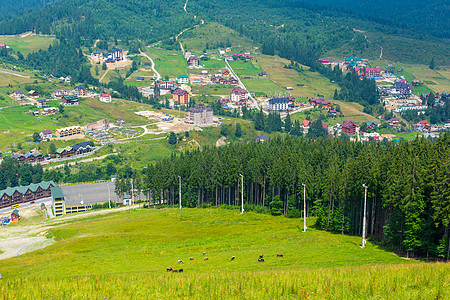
left=121, top=133, right=450, bottom=260
left=0, top=157, right=43, bottom=189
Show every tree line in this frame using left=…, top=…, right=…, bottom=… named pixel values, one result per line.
left=113, top=133, right=450, bottom=260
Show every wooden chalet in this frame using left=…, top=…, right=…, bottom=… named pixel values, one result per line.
left=0, top=181, right=56, bottom=209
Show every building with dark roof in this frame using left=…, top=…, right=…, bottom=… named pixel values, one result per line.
left=230, top=88, right=248, bottom=103
left=10, top=152, right=44, bottom=163
left=72, top=142, right=93, bottom=155
left=186, top=104, right=213, bottom=126
left=391, top=82, right=412, bottom=98
left=61, top=94, right=79, bottom=106
left=268, top=98, right=289, bottom=111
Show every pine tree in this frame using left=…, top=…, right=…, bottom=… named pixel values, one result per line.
left=284, top=113, right=292, bottom=133
left=235, top=123, right=242, bottom=138
left=168, top=132, right=177, bottom=145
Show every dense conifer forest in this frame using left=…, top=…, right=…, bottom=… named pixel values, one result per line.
left=106, top=134, right=450, bottom=260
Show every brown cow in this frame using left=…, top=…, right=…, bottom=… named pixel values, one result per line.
left=202, top=252, right=206, bottom=256
left=172, top=269, right=179, bottom=273
left=259, top=254, right=264, bottom=259
left=166, top=267, right=173, bottom=272
left=204, top=257, right=209, bottom=261
left=189, top=257, right=194, bottom=260
left=277, top=254, right=284, bottom=257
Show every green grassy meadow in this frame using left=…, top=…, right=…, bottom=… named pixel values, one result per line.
left=0, top=208, right=447, bottom=298
left=0, top=33, right=55, bottom=56
left=145, top=47, right=187, bottom=78
left=256, top=54, right=340, bottom=98
left=180, top=22, right=255, bottom=52
left=200, top=59, right=227, bottom=70
left=229, top=60, right=262, bottom=76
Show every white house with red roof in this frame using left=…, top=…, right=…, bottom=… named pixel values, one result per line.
left=99, top=93, right=112, bottom=103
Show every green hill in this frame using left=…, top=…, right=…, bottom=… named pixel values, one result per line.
left=0, top=208, right=448, bottom=298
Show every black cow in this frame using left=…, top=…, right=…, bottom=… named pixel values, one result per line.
left=231, top=256, right=235, bottom=261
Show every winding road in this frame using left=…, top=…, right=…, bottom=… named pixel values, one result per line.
left=140, top=49, right=161, bottom=81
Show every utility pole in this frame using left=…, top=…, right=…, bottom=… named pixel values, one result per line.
left=361, top=184, right=368, bottom=248
left=131, top=179, right=135, bottom=207
left=178, top=175, right=182, bottom=209
left=239, top=174, right=244, bottom=214
left=107, top=183, right=111, bottom=208
left=302, top=183, right=307, bottom=232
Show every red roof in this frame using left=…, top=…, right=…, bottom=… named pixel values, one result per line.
left=302, top=120, right=310, bottom=127
left=101, top=93, right=110, bottom=97
left=342, top=120, right=356, bottom=129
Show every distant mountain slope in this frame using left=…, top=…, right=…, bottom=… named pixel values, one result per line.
left=299, top=0, right=450, bottom=38
left=0, top=0, right=55, bottom=19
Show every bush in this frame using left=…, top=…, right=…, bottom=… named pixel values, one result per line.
left=270, top=196, right=283, bottom=216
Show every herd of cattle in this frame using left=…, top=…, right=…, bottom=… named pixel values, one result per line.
left=166, top=253, right=284, bottom=273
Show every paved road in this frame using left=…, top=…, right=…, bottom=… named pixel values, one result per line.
left=225, top=59, right=260, bottom=110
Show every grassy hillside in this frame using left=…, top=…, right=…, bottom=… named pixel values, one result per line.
left=0, top=33, right=54, bottom=57
left=145, top=47, right=187, bottom=78
left=0, top=208, right=447, bottom=298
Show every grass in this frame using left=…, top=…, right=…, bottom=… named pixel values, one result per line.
left=0, top=98, right=152, bottom=151
left=241, top=77, right=285, bottom=96
left=200, top=59, right=227, bottom=70
left=0, top=208, right=447, bottom=298
left=256, top=54, right=340, bottom=98
left=0, top=70, right=37, bottom=87
left=229, top=60, right=262, bottom=76
left=0, top=33, right=55, bottom=57
left=192, top=84, right=234, bottom=97
left=145, top=47, right=187, bottom=78
left=399, top=64, right=450, bottom=94
left=180, top=22, right=255, bottom=52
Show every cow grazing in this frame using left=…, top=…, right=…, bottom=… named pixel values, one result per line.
left=179, top=269, right=183, bottom=273
left=202, top=252, right=206, bottom=256
left=258, top=258, right=265, bottom=262
left=166, top=267, right=173, bottom=272
left=177, top=260, right=184, bottom=264
left=189, top=257, right=194, bottom=260
left=172, top=269, right=179, bottom=273
left=204, top=257, right=209, bottom=261
left=231, top=256, right=235, bottom=261
left=277, top=254, right=284, bottom=257
left=259, top=254, right=264, bottom=259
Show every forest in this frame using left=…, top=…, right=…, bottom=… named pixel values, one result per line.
left=111, top=134, right=450, bottom=260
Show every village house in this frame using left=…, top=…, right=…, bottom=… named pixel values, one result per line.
left=255, top=135, right=271, bottom=142
left=61, top=94, right=79, bottom=106
left=12, top=90, right=24, bottom=100
left=345, top=56, right=363, bottom=66
left=413, top=120, right=432, bottom=131
left=111, top=48, right=123, bottom=61
left=55, top=126, right=82, bottom=138
left=318, top=59, right=330, bottom=64
left=341, top=120, right=357, bottom=135
left=36, top=99, right=47, bottom=108
left=74, top=85, right=88, bottom=97
left=177, top=75, right=189, bottom=84
left=186, top=104, right=214, bottom=126
left=11, top=152, right=45, bottom=164
left=52, top=89, right=68, bottom=98
left=388, top=117, right=399, bottom=127
left=259, top=71, right=267, bottom=77
left=11, top=209, right=20, bottom=222
left=391, top=81, right=413, bottom=98
left=72, top=142, right=93, bottom=155
left=222, top=69, right=230, bottom=76
left=56, top=146, right=76, bottom=158
left=65, top=76, right=72, bottom=83
left=364, top=67, right=381, bottom=78
left=40, top=130, right=52, bottom=140
left=308, top=97, right=331, bottom=109
left=41, top=107, right=57, bottom=116
left=230, top=88, right=249, bottom=103
left=188, top=55, right=199, bottom=67
left=99, top=93, right=112, bottom=103
left=0, top=181, right=56, bottom=209
left=172, top=88, right=190, bottom=104
left=28, top=90, right=39, bottom=98
left=328, top=109, right=341, bottom=115
left=268, top=98, right=289, bottom=112
left=157, top=81, right=178, bottom=91
left=302, top=120, right=311, bottom=130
